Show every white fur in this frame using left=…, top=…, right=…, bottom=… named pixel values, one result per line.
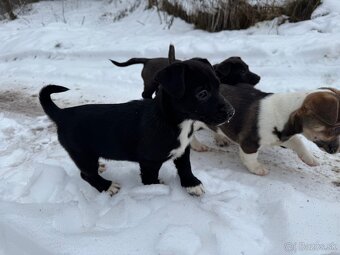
left=257, top=91, right=309, bottom=146
left=193, top=121, right=209, bottom=131
left=190, top=135, right=210, bottom=152
left=169, top=120, right=194, bottom=159
left=190, top=121, right=211, bottom=152
left=240, top=90, right=323, bottom=175
left=239, top=148, right=269, bottom=176
left=214, top=128, right=231, bottom=146
left=282, top=135, right=319, bottom=166
left=186, top=184, right=205, bottom=196
left=98, top=162, right=106, bottom=173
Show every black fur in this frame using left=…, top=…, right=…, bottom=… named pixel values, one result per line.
left=39, top=59, right=234, bottom=194
left=110, top=46, right=261, bottom=99
left=213, top=57, right=260, bottom=86
left=217, top=84, right=270, bottom=154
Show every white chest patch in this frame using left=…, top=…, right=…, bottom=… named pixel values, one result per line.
left=169, top=120, right=194, bottom=159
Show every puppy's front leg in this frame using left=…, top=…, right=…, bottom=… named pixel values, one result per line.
left=139, top=160, right=163, bottom=185
left=174, top=147, right=205, bottom=196
left=282, top=135, right=319, bottom=166
left=239, top=147, right=269, bottom=176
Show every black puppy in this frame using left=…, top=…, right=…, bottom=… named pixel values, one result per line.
left=213, top=57, right=260, bottom=86
left=110, top=48, right=260, bottom=98
left=39, top=59, right=234, bottom=196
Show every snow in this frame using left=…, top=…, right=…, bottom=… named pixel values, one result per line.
left=0, top=0, right=340, bottom=254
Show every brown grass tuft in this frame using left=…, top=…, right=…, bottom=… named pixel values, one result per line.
left=148, top=0, right=322, bottom=32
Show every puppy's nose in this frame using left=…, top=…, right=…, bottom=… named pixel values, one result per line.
left=250, top=73, right=261, bottom=85
left=327, top=145, right=338, bottom=154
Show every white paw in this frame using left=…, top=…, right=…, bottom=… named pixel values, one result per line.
left=191, top=142, right=210, bottom=152
left=98, top=162, right=106, bottom=173
left=107, top=182, right=121, bottom=196
left=214, top=135, right=230, bottom=147
left=298, top=153, right=320, bottom=166
left=248, top=164, right=269, bottom=176
left=186, top=184, right=205, bottom=196
left=190, top=137, right=210, bottom=152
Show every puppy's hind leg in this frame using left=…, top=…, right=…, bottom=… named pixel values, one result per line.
left=139, top=160, right=163, bottom=185
left=69, top=153, right=120, bottom=195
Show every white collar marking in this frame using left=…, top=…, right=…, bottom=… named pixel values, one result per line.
left=169, top=120, right=194, bottom=159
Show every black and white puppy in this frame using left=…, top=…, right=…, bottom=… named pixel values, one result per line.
left=212, top=85, right=340, bottom=175
left=110, top=47, right=260, bottom=99
left=39, top=59, right=234, bottom=196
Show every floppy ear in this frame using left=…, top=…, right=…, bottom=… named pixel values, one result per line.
left=190, top=57, right=210, bottom=65
left=154, top=63, right=185, bottom=99
left=305, top=93, right=339, bottom=125
left=214, top=62, right=231, bottom=77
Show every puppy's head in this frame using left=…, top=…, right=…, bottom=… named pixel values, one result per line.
left=155, top=59, right=235, bottom=126
left=297, top=89, right=340, bottom=154
left=214, top=57, right=261, bottom=86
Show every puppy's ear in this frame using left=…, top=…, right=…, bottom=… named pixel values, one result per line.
left=191, top=57, right=210, bottom=65
left=304, top=92, right=339, bottom=125
left=154, top=63, right=185, bottom=99
left=214, top=62, right=231, bottom=77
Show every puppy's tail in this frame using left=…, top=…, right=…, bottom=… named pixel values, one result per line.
left=109, top=58, right=150, bottom=67
left=39, top=85, right=69, bottom=123
left=168, top=44, right=176, bottom=64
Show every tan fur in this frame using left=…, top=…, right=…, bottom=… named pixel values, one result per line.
left=297, top=90, right=340, bottom=141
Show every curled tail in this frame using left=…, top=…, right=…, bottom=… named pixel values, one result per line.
left=109, top=58, right=150, bottom=67
left=39, top=85, right=69, bottom=123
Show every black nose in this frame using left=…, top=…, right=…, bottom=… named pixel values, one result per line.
left=327, top=145, right=338, bottom=154
left=249, top=73, right=261, bottom=85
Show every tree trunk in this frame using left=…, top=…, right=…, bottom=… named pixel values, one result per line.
left=1, top=0, right=17, bottom=20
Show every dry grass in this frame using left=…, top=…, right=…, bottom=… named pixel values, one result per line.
left=284, top=0, right=321, bottom=22
left=148, top=0, right=321, bottom=32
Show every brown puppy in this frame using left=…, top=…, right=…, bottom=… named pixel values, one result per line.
left=209, top=86, right=340, bottom=175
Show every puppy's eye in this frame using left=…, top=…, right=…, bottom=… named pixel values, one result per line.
left=196, top=90, right=210, bottom=101
left=240, top=69, right=247, bottom=74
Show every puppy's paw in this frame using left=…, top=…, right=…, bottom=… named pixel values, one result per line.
left=190, top=138, right=210, bottom=152
left=98, top=162, right=106, bottom=173
left=214, top=134, right=230, bottom=147
left=107, top=182, right=121, bottom=196
left=191, top=142, right=210, bottom=152
left=248, top=164, right=269, bottom=176
left=298, top=153, right=320, bottom=167
left=186, top=184, right=205, bottom=196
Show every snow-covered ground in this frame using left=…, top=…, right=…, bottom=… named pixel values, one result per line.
left=0, top=0, right=340, bottom=254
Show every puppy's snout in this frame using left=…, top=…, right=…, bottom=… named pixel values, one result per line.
left=218, top=98, right=235, bottom=122
left=315, top=139, right=339, bottom=154
left=249, top=73, right=261, bottom=85
left=326, top=144, right=339, bottom=154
